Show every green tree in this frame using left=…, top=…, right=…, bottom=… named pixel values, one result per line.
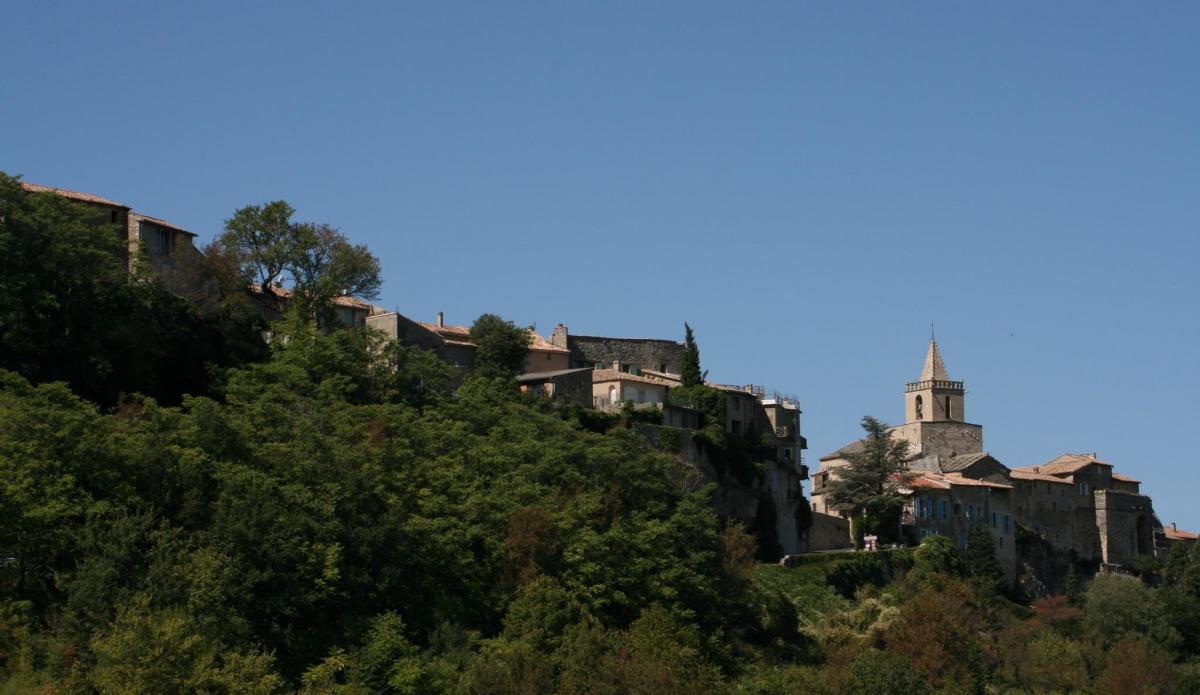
left=286, top=222, right=381, bottom=325
left=0, top=173, right=256, bottom=405
left=1082, top=574, right=1181, bottom=652
left=468, top=314, right=531, bottom=378
left=964, top=523, right=1005, bottom=593
left=844, top=649, right=926, bottom=695
left=911, top=534, right=964, bottom=584
left=823, top=416, right=912, bottom=544
left=1164, top=542, right=1190, bottom=588
left=219, top=200, right=297, bottom=294
left=680, top=322, right=703, bottom=387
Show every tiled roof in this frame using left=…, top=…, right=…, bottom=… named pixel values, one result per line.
left=821, top=437, right=867, bottom=462
left=905, top=471, right=1013, bottom=491
left=21, top=181, right=129, bottom=209
left=942, top=472, right=1013, bottom=489
left=592, top=368, right=672, bottom=387
left=131, top=212, right=198, bottom=237
left=1111, top=472, right=1141, bottom=484
left=419, top=322, right=471, bottom=339
left=641, top=369, right=681, bottom=381
left=1013, top=453, right=1112, bottom=477
left=1010, top=469, right=1073, bottom=485
left=251, top=284, right=372, bottom=309
left=517, top=367, right=593, bottom=382
left=528, top=331, right=569, bottom=353
left=1165, top=526, right=1198, bottom=541
left=940, top=452, right=991, bottom=473
left=415, top=323, right=567, bottom=353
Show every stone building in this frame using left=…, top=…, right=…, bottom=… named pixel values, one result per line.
left=550, top=324, right=684, bottom=375
left=517, top=367, right=594, bottom=406
left=366, top=311, right=569, bottom=373
left=21, top=182, right=199, bottom=290
left=812, top=337, right=1159, bottom=573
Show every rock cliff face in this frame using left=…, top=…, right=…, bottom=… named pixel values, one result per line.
left=634, top=424, right=806, bottom=559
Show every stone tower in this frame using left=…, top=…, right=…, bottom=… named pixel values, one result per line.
left=904, top=339, right=965, bottom=424
left=891, top=337, right=982, bottom=460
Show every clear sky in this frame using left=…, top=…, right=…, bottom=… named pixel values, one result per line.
left=4, top=3, right=1198, bottom=527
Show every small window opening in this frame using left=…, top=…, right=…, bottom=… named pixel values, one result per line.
left=915, top=395, right=924, bottom=420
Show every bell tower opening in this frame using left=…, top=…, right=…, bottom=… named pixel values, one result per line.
left=915, top=395, right=924, bottom=420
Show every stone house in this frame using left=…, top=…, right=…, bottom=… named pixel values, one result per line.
left=591, top=368, right=672, bottom=410
left=518, top=367, right=594, bottom=406
left=1162, top=522, right=1198, bottom=552
left=365, top=311, right=568, bottom=373
left=904, top=471, right=1017, bottom=582
left=813, top=337, right=1159, bottom=573
left=21, top=182, right=199, bottom=290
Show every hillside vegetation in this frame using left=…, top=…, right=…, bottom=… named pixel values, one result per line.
left=4, top=174, right=1200, bottom=693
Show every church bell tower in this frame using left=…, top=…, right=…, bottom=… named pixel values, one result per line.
left=904, top=338, right=965, bottom=424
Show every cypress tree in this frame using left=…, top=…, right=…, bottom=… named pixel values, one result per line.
left=680, top=322, right=703, bottom=387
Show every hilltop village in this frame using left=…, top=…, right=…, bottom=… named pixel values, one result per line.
left=17, top=179, right=1198, bottom=582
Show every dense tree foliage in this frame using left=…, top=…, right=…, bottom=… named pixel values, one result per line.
left=0, top=173, right=264, bottom=406
left=218, top=201, right=382, bottom=325
left=467, top=314, right=530, bottom=379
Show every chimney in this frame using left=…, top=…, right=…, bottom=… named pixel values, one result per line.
left=436, top=311, right=444, bottom=328
left=1172, top=522, right=1178, bottom=532
left=612, top=360, right=621, bottom=371
left=551, top=323, right=568, bottom=349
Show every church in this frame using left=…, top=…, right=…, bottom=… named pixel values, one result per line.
left=809, top=338, right=1159, bottom=580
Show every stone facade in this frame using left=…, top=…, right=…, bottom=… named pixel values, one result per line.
left=1094, top=490, right=1155, bottom=566
left=552, top=324, right=684, bottom=374
left=517, top=367, right=594, bottom=407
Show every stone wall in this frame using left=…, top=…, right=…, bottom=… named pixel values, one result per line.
left=566, top=334, right=684, bottom=374
left=1095, top=489, right=1155, bottom=566
left=805, top=511, right=852, bottom=552
left=890, top=420, right=984, bottom=460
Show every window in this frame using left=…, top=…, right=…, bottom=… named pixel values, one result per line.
left=1003, top=515, right=1011, bottom=533
left=659, top=363, right=667, bottom=372
left=954, top=503, right=962, bottom=516
left=915, top=395, right=924, bottom=420
left=967, top=505, right=974, bottom=521
left=731, top=420, right=741, bottom=434
left=608, top=385, right=617, bottom=404
left=945, top=396, right=952, bottom=419
left=991, top=512, right=997, bottom=527
left=939, top=500, right=948, bottom=519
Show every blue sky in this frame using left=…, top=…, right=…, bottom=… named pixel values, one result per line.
left=4, top=3, right=1198, bottom=527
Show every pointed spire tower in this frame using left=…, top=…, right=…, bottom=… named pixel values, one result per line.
left=905, top=336, right=965, bottom=424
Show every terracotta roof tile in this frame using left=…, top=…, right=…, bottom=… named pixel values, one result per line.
left=1010, top=469, right=1073, bottom=485
left=1111, top=472, right=1141, bottom=484
left=21, top=181, right=129, bottom=209
left=904, top=471, right=1012, bottom=491
left=1013, top=453, right=1112, bottom=477
left=131, top=212, right=198, bottom=237
left=1165, top=527, right=1198, bottom=541
left=591, top=368, right=673, bottom=387
left=414, top=323, right=567, bottom=353
left=250, top=284, right=371, bottom=309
